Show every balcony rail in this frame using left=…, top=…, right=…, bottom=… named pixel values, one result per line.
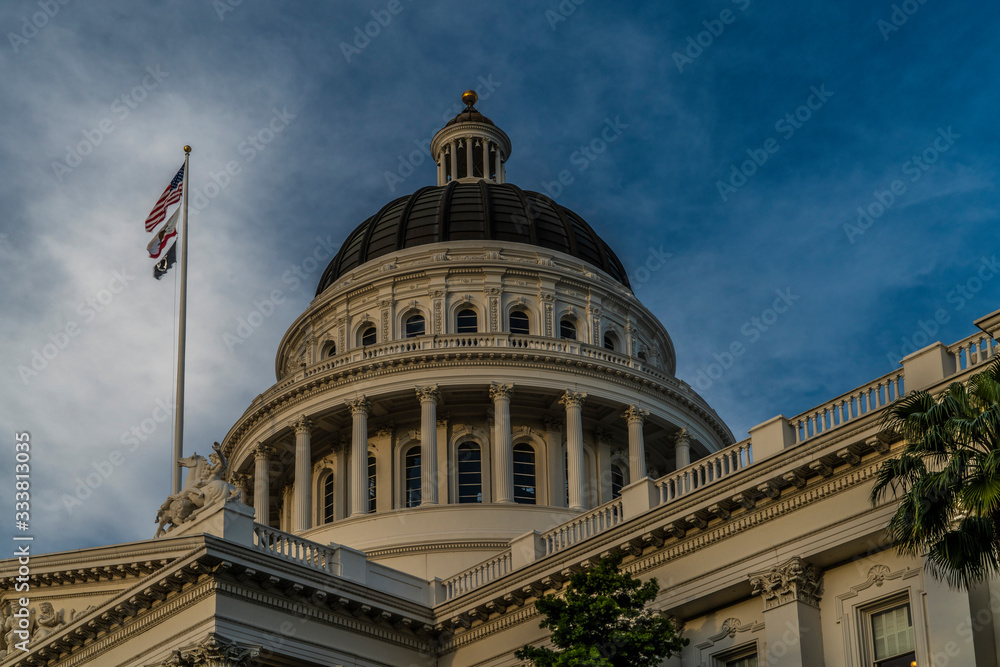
left=948, top=333, right=997, bottom=373
left=252, top=524, right=336, bottom=575
left=441, top=550, right=513, bottom=601
left=655, top=439, right=753, bottom=505
left=789, top=370, right=905, bottom=444
left=541, top=498, right=624, bottom=557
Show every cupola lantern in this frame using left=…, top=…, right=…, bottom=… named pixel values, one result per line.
left=430, top=90, right=512, bottom=186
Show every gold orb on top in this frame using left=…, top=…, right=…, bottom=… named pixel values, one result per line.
left=184, top=145, right=192, bottom=153
left=462, top=90, right=478, bottom=107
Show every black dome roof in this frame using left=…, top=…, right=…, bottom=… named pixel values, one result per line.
left=316, top=181, right=631, bottom=295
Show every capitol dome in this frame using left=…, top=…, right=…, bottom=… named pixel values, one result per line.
left=220, top=92, right=733, bottom=580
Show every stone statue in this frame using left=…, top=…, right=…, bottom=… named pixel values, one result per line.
left=32, top=602, right=65, bottom=643
left=0, top=600, right=15, bottom=656
left=155, top=442, right=242, bottom=538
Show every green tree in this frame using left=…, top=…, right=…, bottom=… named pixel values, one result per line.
left=515, top=552, right=687, bottom=667
left=870, top=356, right=1000, bottom=588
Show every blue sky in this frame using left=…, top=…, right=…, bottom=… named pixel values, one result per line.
left=1, top=0, right=998, bottom=554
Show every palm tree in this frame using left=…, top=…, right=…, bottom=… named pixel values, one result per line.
left=870, top=356, right=1000, bottom=589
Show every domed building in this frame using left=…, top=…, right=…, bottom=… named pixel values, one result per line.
left=3, top=93, right=999, bottom=667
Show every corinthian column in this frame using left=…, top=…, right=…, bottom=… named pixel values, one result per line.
left=560, top=390, right=587, bottom=510
left=622, top=405, right=649, bottom=482
left=253, top=444, right=274, bottom=526
left=416, top=385, right=440, bottom=505
left=347, top=397, right=371, bottom=517
left=292, top=416, right=313, bottom=532
left=490, top=383, right=514, bottom=503
left=748, top=557, right=825, bottom=667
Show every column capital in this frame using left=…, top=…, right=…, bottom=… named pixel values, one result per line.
left=291, top=415, right=313, bottom=435
left=489, top=382, right=514, bottom=401
left=622, top=405, right=649, bottom=424
left=415, top=385, right=440, bottom=404
left=253, top=444, right=275, bottom=461
left=230, top=473, right=251, bottom=493
left=559, top=390, right=587, bottom=408
left=346, top=396, right=371, bottom=416
left=748, top=556, right=824, bottom=610
left=155, top=632, right=260, bottom=667
left=673, top=427, right=690, bottom=448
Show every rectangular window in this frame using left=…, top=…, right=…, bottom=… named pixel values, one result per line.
left=871, top=603, right=916, bottom=667
left=726, top=657, right=757, bottom=667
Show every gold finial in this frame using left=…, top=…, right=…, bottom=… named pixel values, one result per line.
left=184, top=145, right=192, bottom=154
left=462, top=90, right=477, bottom=107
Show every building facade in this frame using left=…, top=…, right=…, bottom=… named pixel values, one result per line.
left=2, top=92, right=1000, bottom=667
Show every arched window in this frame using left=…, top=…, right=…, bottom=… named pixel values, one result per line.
left=326, top=342, right=337, bottom=357
left=509, top=310, right=530, bottom=335
left=457, top=442, right=482, bottom=503
left=611, top=463, right=625, bottom=499
left=404, top=446, right=421, bottom=508
left=456, top=309, right=478, bottom=334
left=637, top=350, right=647, bottom=362
left=322, top=473, right=335, bottom=523
left=405, top=314, right=425, bottom=338
left=560, top=317, right=577, bottom=340
left=360, top=325, right=377, bottom=346
left=603, top=333, right=618, bottom=351
left=367, top=455, right=377, bottom=513
left=513, top=443, right=536, bottom=505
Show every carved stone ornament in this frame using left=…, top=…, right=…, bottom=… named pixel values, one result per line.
left=489, top=382, right=514, bottom=401
left=559, top=390, right=586, bottom=408
left=149, top=632, right=261, bottom=667
left=622, top=405, right=649, bottom=424
left=155, top=442, right=241, bottom=538
left=748, top=557, right=824, bottom=610
left=346, top=396, right=371, bottom=415
left=415, top=385, right=440, bottom=403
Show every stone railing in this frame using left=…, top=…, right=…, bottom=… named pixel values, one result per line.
left=441, top=550, right=513, bottom=600
left=790, top=370, right=905, bottom=444
left=655, top=439, right=753, bottom=505
left=948, top=332, right=997, bottom=372
left=252, top=524, right=337, bottom=575
left=541, top=499, right=624, bottom=557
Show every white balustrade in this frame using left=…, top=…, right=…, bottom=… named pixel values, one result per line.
left=252, top=524, right=336, bottom=575
left=948, top=333, right=996, bottom=372
left=541, top=499, right=624, bottom=556
left=790, top=371, right=904, bottom=443
left=655, top=439, right=752, bottom=505
left=442, top=551, right=513, bottom=600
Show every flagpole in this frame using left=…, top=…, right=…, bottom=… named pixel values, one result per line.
left=172, top=146, right=191, bottom=495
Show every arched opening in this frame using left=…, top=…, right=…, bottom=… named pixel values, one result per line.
left=513, top=443, right=537, bottom=505
left=456, top=308, right=478, bottom=334
left=603, top=333, right=618, bottom=351
left=325, top=341, right=337, bottom=357
left=456, top=442, right=482, bottom=503
left=405, top=314, right=425, bottom=338
left=359, top=325, right=377, bottom=346
left=637, top=350, right=647, bottom=362
left=560, top=317, right=577, bottom=340
left=611, top=463, right=625, bottom=499
left=404, top=446, right=421, bottom=508
left=367, top=454, right=377, bottom=513
left=322, top=473, right=335, bottom=523
left=509, top=310, right=530, bottom=335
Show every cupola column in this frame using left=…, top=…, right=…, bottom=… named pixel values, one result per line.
left=450, top=141, right=458, bottom=183
left=292, top=417, right=313, bottom=532
left=561, top=391, right=587, bottom=511
left=622, top=406, right=649, bottom=481
left=253, top=444, right=273, bottom=526
left=416, top=385, right=440, bottom=505
left=494, top=150, right=503, bottom=183
left=482, top=140, right=490, bottom=179
left=466, top=137, right=474, bottom=178
left=675, top=428, right=691, bottom=470
left=490, top=383, right=515, bottom=503
left=347, top=397, right=371, bottom=517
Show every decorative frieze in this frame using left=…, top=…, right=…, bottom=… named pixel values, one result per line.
left=748, top=556, right=824, bottom=610
left=150, top=632, right=260, bottom=667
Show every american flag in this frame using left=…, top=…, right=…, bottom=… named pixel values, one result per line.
left=144, top=164, right=185, bottom=232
